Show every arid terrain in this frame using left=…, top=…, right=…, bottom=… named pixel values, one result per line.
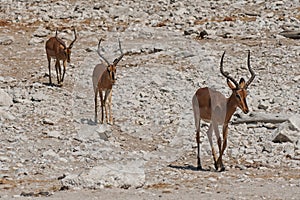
left=0, top=0, right=299, bottom=199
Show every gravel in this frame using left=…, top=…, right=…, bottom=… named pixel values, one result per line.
left=0, top=0, right=299, bottom=199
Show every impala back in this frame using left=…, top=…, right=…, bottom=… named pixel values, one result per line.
left=92, top=63, right=106, bottom=94
left=45, top=37, right=66, bottom=60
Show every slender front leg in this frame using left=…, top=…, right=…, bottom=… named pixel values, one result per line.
left=99, top=90, right=104, bottom=123
left=192, top=95, right=202, bottom=170
left=213, top=123, right=222, bottom=159
left=94, top=90, right=98, bottom=123
left=61, top=60, right=67, bottom=83
left=217, top=123, right=228, bottom=171
left=103, top=89, right=111, bottom=124
left=207, top=124, right=218, bottom=170
left=108, top=89, right=113, bottom=124
left=196, top=129, right=202, bottom=170
left=55, top=60, right=60, bottom=84
left=47, top=57, right=52, bottom=85
left=104, top=91, right=108, bottom=123
left=58, top=61, right=62, bottom=83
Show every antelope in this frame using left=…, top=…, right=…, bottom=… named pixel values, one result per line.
left=192, top=50, right=255, bottom=171
left=92, top=38, right=124, bottom=124
left=45, top=28, right=77, bottom=85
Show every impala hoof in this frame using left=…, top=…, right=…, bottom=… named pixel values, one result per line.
left=220, top=166, right=226, bottom=172
left=214, top=161, right=225, bottom=172
left=197, top=165, right=203, bottom=171
left=214, top=162, right=218, bottom=171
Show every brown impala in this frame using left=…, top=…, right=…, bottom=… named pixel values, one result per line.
left=92, top=38, right=124, bottom=124
left=45, top=28, right=77, bottom=86
left=192, top=51, right=255, bottom=171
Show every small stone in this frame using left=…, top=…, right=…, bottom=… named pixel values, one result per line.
left=33, top=26, right=50, bottom=37
left=0, top=110, right=15, bottom=121
left=0, top=156, right=11, bottom=162
left=0, top=36, right=14, bottom=45
left=208, top=177, right=217, bottom=182
left=31, top=92, right=48, bottom=102
left=258, top=102, right=268, bottom=110
left=42, top=149, right=59, bottom=158
left=28, top=37, right=44, bottom=45
left=235, top=164, right=247, bottom=170
left=184, top=27, right=199, bottom=36
left=288, top=115, right=300, bottom=131
left=199, top=30, right=208, bottom=39
left=0, top=89, right=13, bottom=107
left=272, top=133, right=293, bottom=143
left=43, top=118, right=55, bottom=125
left=293, top=75, right=300, bottom=82
left=262, top=141, right=273, bottom=153
left=46, top=130, right=61, bottom=138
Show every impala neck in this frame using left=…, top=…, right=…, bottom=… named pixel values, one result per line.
left=225, top=93, right=238, bottom=123
left=99, top=70, right=114, bottom=89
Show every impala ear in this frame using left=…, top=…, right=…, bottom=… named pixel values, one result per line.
left=239, top=78, right=246, bottom=88
left=227, top=79, right=236, bottom=90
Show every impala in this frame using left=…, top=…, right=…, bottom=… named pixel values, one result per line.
left=92, top=38, right=124, bottom=124
left=45, top=28, right=77, bottom=85
left=192, top=50, right=255, bottom=171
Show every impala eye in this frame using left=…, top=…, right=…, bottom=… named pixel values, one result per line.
left=236, top=94, right=241, bottom=99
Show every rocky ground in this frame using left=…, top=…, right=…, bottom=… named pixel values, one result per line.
left=0, top=0, right=300, bottom=199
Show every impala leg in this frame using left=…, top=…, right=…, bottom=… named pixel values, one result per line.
left=207, top=124, right=218, bottom=170
left=108, top=90, right=113, bottom=124
left=196, top=128, right=202, bottom=170
left=213, top=123, right=222, bottom=166
left=192, top=95, right=202, bottom=170
left=47, top=56, right=52, bottom=85
left=215, top=124, right=222, bottom=153
left=217, top=124, right=228, bottom=171
left=58, top=61, right=62, bottom=84
left=55, top=60, right=60, bottom=84
left=61, top=60, right=66, bottom=83
left=99, top=90, right=104, bottom=124
left=94, top=90, right=98, bottom=124
left=103, top=90, right=110, bottom=123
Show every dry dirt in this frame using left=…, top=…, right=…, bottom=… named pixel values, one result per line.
left=0, top=1, right=300, bottom=199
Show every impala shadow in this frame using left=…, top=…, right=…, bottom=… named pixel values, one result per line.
left=168, top=164, right=212, bottom=172
left=80, top=118, right=97, bottom=126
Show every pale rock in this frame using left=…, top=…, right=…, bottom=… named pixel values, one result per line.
left=33, top=26, right=50, bottom=37
left=292, top=75, right=300, bottom=82
left=0, top=156, right=11, bottom=162
left=282, top=143, right=295, bottom=155
left=0, top=109, right=15, bottom=121
left=288, top=115, right=300, bottom=131
left=46, top=130, right=62, bottom=139
left=31, top=91, right=48, bottom=102
left=0, top=89, right=13, bottom=107
left=28, top=37, right=44, bottom=45
left=42, top=149, right=59, bottom=158
left=208, top=177, right=217, bottom=182
left=62, top=159, right=145, bottom=189
left=262, top=141, right=273, bottom=153
left=77, top=124, right=109, bottom=141
left=0, top=36, right=14, bottom=45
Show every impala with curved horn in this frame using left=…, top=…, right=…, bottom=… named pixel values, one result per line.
left=92, top=38, right=124, bottom=124
left=45, top=28, right=77, bottom=85
left=192, top=50, right=255, bottom=171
